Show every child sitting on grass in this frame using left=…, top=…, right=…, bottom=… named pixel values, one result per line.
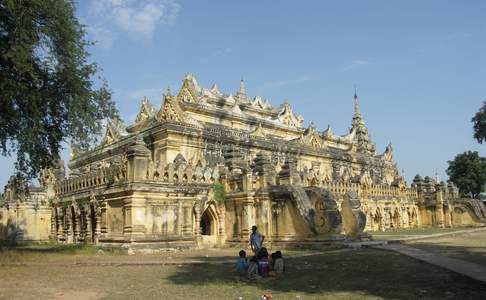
left=272, top=251, right=284, bottom=275
left=257, top=247, right=270, bottom=278
left=236, top=250, right=248, bottom=276
left=247, top=256, right=260, bottom=280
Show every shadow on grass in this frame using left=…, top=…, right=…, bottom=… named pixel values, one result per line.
left=167, top=248, right=486, bottom=299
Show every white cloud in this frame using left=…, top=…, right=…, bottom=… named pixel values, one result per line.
left=87, top=0, right=180, bottom=47
left=343, top=59, right=369, bottom=71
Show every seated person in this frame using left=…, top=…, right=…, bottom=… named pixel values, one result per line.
left=236, top=250, right=248, bottom=276
left=257, top=247, right=270, bottom=278
left=247, top=256, right=260, bottom=280
left=273, top=251, right=284, bottom=275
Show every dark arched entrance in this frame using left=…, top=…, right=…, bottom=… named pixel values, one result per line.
left=200, top=209, right=213, bottom=235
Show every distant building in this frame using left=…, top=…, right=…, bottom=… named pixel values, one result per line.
left=0, top=177, right=51, bottom=242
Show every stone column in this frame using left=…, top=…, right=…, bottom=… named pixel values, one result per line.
left=240, top=203, right=248, bottom=240
left=182, top=205, right=192, bottom=235
left=194, top=205, right=201, bottom=240
left=59, top=209, right=66, bottom=242
left=435, top=189, right=445, bottom=228
left=74, top=212, right=81, bottom=243
left=240, top=198, right=254, bottom=239
left=51, top=207, right=57, bottom=241
left=128, top=196, right=147, bottom=240
left=85, top=207, right=92, bottom=243
left=218, top=204, right=226, bottom=245
left=66, top=211, right=73, bottom=243
left=100, top=201, right=108, bottom=235
left=123, top=198, right=132, bottom=237
left=94, top=208, right=102, bottom=244
left=176, top=201, right=183, bottom=236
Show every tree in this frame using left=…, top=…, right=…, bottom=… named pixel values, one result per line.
left=0, top=0, right=118, bottom=178
left=447, top=151, right=486, bottom=199
left=472, top=101, right=486, bottom=144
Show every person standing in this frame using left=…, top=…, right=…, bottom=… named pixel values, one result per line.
left=250, top=225, right=265, bottom=255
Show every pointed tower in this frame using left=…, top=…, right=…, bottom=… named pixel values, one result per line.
left=350, top=91, right=375, bottom=155
left=236, top=79, right=247, bottom=100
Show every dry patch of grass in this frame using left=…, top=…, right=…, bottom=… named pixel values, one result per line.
left=368, top=227, right=474, bottom=240
left=407, top=230, right=486, bottom=267
left=1, top=246, right=486, bottom=299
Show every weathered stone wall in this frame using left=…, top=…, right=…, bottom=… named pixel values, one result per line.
left=0, top=179, right=51, bottom=243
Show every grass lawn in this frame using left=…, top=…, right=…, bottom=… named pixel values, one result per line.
left=1, top=245, right=486, bottom=299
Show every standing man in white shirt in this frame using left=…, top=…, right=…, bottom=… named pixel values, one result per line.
left=250, top=225, right=265, bottom=255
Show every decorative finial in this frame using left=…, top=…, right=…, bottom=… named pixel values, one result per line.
left=237, top=78, right=247, bottom=98
left=165, top=86, right=171, bottom=96
left=353, top=85, right=359, bottom=114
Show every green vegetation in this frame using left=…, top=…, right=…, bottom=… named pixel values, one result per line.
left=213, top=182, right=226, bottom=203
left=472, top=101, right=486, bottom=144
left=0, top=0, right=118, bottom=179
left=447, top=151, right=486, bottom=199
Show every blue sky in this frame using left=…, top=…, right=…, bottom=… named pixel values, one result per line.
left=1, top=0, right=485, bottom=187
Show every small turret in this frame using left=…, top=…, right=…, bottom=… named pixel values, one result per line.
left=236, top=79, right=247, bottom=100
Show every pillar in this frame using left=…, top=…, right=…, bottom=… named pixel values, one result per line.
left=66, top=211, right=73, bottom=243
left=85, top=208, right=92, bottom=243
left=74, top=212, right=81, bottom=243
left=128, top=196, right=147, bottom=239
left=182, top=205, right=192, bottom=235
left=94, top=208, right=101, bottom=244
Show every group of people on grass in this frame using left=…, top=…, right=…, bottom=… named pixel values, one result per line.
left=236, top=225, right=285, bottom=279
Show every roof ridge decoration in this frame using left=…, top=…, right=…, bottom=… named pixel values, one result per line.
left=276, top=102, right=304, bottom=128
left=158, top=88, right=184, bottom=122
left=250, top=123, right=266, bottom=138
left=178, top=74, right=201, bottom=104
left=135, top=96, right=156, bottom=124
left=158, top=87, right=202, bottom=127
left=231, top=101, right=243, bottom=114
left=382, top=142, right=393, bottom=161
left=210, top=84, right=223, bottom=97
left=102, top=117, right=128, bottom=145
left=300, top=122, right=324, bottom=148
left=251, top=96, right=269, bottom=110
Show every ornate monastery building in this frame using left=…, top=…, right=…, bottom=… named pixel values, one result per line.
left=2, top=74, right=486, bottom=250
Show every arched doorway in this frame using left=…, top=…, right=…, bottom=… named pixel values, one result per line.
left=199, top=204, right=219, bottom=246
left=200, top=209, right=214, bottom=235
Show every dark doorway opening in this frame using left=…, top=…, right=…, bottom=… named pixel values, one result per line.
left=200, top=209, right=213, bottom=235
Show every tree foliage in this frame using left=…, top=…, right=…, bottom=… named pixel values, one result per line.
left=472, top=101, right=486, bottom=144
left=0, top=0, right=118, bottom=178
left=447, top=151, right=486, bottom=199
